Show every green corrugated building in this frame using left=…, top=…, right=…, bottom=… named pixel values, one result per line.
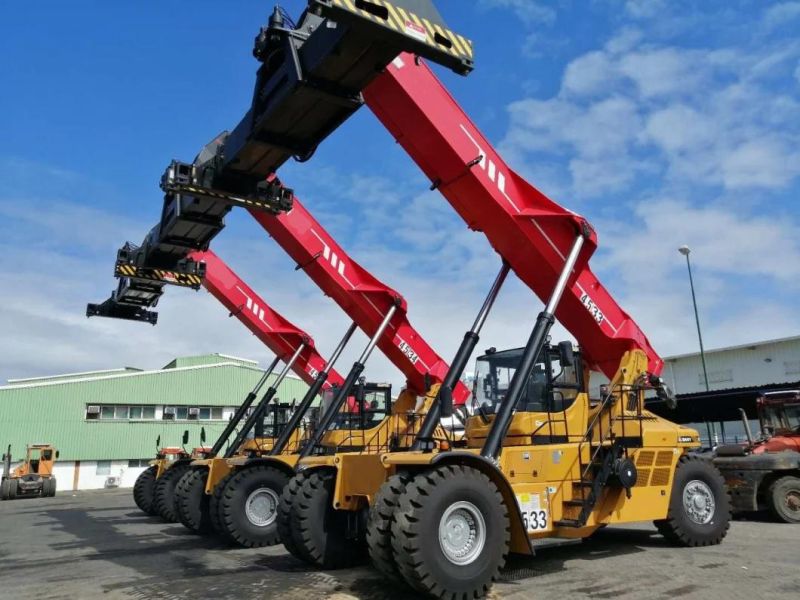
left=0, top=354, right=308, bottom=490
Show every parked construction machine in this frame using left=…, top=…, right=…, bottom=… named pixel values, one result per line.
left=1, top=444, right=58, bottom=500
left=714, top=390, right=800, bottom=523
left=181, top=2, right=736, bottom=597
left=90, top=188, right=470, bottom=548
left=90, top=1, right=732, bottom=596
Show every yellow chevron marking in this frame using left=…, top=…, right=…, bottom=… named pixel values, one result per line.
left=457, top=34, right=473, bottom=58
left=383, top=2, right=405, bottom=32
left=436, top=24, right=466, bottom=56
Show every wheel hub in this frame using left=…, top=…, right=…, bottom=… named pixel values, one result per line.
left=245, top=487, right=279, bottom=527
left=438, top=501, right=486, bottom=566
left=786, top=490, right=800, bottom=513
left=683, top=479, right=715, bottom=525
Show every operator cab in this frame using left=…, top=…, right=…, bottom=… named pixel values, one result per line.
left=467, top=342, right=587, bottom=446
left=257, top=402, right=295, bottom=438
left=758, top=391, right=800, bottom=436
left=473, top=343, right=584, bottom=414
left=328, top=381, right=392, bottom=431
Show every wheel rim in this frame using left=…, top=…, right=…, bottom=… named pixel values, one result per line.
left=438, top=501, right=486, bottom=566
left=245, top=487, right=279, bottom=527
left=785, top=489, right=800, bottom=514
left=682, top=479, right=715, bottom=524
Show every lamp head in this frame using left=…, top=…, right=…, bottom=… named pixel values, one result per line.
left=678, top=245, right=691, bottom=256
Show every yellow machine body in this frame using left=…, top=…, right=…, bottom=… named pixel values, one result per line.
left=11, top=444, right=57, bottom=478
left=299, top=350, right=702, bottom=553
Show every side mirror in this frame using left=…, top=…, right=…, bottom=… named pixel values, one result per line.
left=558, top=341, right=575, bottom=367
left=56, top=451, right=60, bottom=459
left=200, top=427, right=206, bottom=444
left=182, top=430, right=189, bottom=445
left=156, top=435, right=161, bottom=449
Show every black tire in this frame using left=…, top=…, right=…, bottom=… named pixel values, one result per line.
left=289, top=469, right=367, bottom=569
left=277, top=472, right=307, bottom=559
left=154, top=463, right=190, bottom=523
left=0, top=479, right=9, bottom=501
left=8, top=478, right=18, bottom=500
left=654, top=454, right=731, bottom=546
left=218, top=464, right=290, bottom=548
left=767, top=475, right=800, bottom=524
left=133, top=466, right=158, bottom=515
left=41, top=478, right=52, bottom=497
left=175, top=468, right=213, bottom=534
left=391, top=465, right=509, bottom=599
left=209, top=471, right=236, bottom=538
left=49, top=477, right=57, bottom=497
left=366, top=472, right=412, bottom=581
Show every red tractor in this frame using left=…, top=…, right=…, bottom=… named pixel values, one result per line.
left=714, top=390, right=800, bottom=523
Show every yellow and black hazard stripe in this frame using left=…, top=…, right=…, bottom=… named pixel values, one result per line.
left=174, top=184, right=286, bottom=213
left=327, top=0, right=473, bottom=62
left=115, top=264, right=203, bottom=288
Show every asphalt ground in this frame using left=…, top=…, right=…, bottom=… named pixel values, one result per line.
left=0, top=488, right=796, bottom=599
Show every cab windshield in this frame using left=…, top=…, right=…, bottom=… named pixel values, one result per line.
left=473, top=347, right=582, bottom=414
left=761, top=401, right=800, bottom=433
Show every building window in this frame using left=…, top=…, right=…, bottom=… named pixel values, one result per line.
left=96, top=461, right=111, bottom=476
left=176, top=407, right=189, bottom=420
left=211, top=407, right=223, bottom=420
left=199, top=407, right=211, bottom=420
left=785, top=360, right=800, bottom=376
left=700, top=369, right=733, bottom=385
left=127, top=459, right=149, bottom=468
left=87, top=405, right=158, bottom=421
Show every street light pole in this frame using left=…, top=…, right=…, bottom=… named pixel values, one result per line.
left=679, top=245, right=715, bottom=445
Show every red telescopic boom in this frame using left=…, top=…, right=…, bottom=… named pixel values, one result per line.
left=362, top=54, right=663, bottom=378
left=189, top=249, right=345, bottom=389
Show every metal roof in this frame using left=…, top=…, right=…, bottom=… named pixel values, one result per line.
left=664, top=334, right=800, bottom=361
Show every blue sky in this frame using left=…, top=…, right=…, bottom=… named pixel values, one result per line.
left=1, top=1, right=799, bottom=385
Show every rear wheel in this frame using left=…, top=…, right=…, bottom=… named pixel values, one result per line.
left=654, top=454, right=731, bottom=546
left=0, top=479, right=9, bottom=500
left=277, top=473, right=306, bottom=559
left=154, top=463, right=190, bottom=523
left=49, top=477, right=57, bottom=497
left=175, top=468, right=212, bottom=533
left=218, top=465, right=289, bottom=548
left=209, top=471, right=235, bottom=537
left=288, top=469, right=367, bottom=569
left=767, top=475, right=800, bottom=524
left=366, top=472, right=412, bottom=581
left=133, top=466, right=158, bottom=515
left=391, top=465, right=509, bottom=599
left=8, top=478, right=18, bottom=500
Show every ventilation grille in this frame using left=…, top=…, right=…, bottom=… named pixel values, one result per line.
left=651, top=468, right=671, bottom=487
left=635, top=469, right=650, bottom=487
left=636, top=451, right=655, bottom=467
left=655, top=451, right=673, bottom=467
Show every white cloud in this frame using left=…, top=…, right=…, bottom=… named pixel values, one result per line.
left=625, top=0, right=668, bottom=19
left=479, top=0, right=556, bottom=26
left=762, top=2, right=800, bottom=31
left=499, top=25, right=800, bottom=198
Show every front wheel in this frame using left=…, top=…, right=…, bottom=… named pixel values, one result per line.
left=133, top=466, right=158, bottom=515
left=767, top=475, right=800, bottom=524
left=655, top=454, right=731, bottom=546
left=391, top=465, right=509, bottom=599
left=218, top=464, right=289, bottom=548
